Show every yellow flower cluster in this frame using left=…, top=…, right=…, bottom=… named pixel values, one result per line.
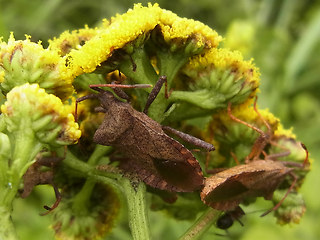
left=1, top=83, right=81, bottom=144
left=217, top=101, right=295, bottom=140
left=48, top=25, right=99, bottom=57
left=185, top=48, right=260, bottom=94
left=159, top=9, right=221, bottom=49
left=54, top=3, right=222, bottom=78
left=0, top=33, right=74, bottom=101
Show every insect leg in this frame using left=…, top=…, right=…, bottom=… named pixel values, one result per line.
left=260, top=173, right=297, bottom=217
left=94, top=106, right=107, bottom=113
left=143, top=76, right=168, bottom=115
left=261, top=143, right=309, bottom=217
left=230, top=152, right=240, bottom=165
left=300, top=143, right=310, bottom=167
left=162, top=126, right=215, bottom=151
left=41, top=183, right=62, bottom=216
left=112, top=85, right=130, bottom=101
left=227, top=101, right=265, bottom=136
left=264, top=151, right=291, bottom=160
left=75, top=93, right=99, bottom=122
left=228, top=100, right=269, bottom=161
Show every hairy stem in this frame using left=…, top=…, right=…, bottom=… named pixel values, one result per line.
left=62, top=149, right=150, bottom=240
left=72, top=145, right=112, bottom=214
left=179, top=208, right=221, bottom=240
left=121, top=178, right=150, bottom=240
left=0, top=124, right=42, bottom=240
left=0, top=207, right=18, bottom=240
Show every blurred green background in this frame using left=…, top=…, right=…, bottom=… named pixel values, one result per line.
left=1, top=0, right=319, bottom=239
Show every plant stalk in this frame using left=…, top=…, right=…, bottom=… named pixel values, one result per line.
left=179, top=208, right=221, bottom=240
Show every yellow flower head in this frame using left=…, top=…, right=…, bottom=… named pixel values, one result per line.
left=206, top=101, right=297, bottom=166
left=1, top=83, right=81, bottom=145
left=225, top=102, right=296, bottom=139
left=170, top=48, right=260, bottom=110
left=48, top=26, right=99, bottom=57
left=185, top=48, right=260, bottom=94
left=0, top=33, right=74, bottom=101
left=215, top=100, right=295, bottom=140
left=158, top=8, right=222, bottom=52
left=65, top=3, right=162, bottom=77
left=67, top=92, right=104, bottom=151
left=65, top=3, right=222, bottom=78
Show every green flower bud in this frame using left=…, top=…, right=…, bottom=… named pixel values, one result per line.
left=1, top=83, right=81, bottom=145
left=0, top=33, right=74, bottom=101
left=272, top=190, right=306, bottom=225
left=170, top=48, right=259, bottom=111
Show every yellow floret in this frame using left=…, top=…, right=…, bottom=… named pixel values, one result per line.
left=66, top=3, right=162, bottom=77
left=1, top=83, right=81, bottom=144
left=0, top=33, right=74, bottom=101
left=159, top=8, right=222, bottom=49
left=65, top=3, right=223, bottom=78
left=186, top=48, right=260, bottom=89
left=48, top=26, right=99, bottom=56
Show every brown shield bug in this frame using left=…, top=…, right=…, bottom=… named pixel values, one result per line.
left=200, top=159, right=293, bottom=211
left=76, top=76, right=215, bottom=192
left=201, top=98, right=309, bottom=215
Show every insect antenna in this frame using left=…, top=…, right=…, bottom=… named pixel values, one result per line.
left=89, top=83, right=152, bottom=89
left=75, top=83, right=152, bottom=121
left=300, top=143, right=310, bottom=167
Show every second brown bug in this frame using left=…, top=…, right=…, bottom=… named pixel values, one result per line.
left=201, top=98, right=309, bottom=216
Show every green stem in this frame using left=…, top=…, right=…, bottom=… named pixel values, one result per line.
left=5, top=131, right=35, bottom=207
left=72, top=145, right=112, bottom=214
left=119, top=46, right=158, bottom=85
left=119, top=46, right=167, bottom=121
left=0, top=133, right=10, bottom=201
left=62, top=150, right=121, bottom=188
left=121, top=178, right=150, bottom=240
left=179, top=208, right=221, bottom=240
left=72, top=179, right=96, bottom=214
left=0, top=206, right=18, bottom=240
left=157, top=50, right=189, bottom=88
left=0, top=124, right=43, bottom=240
left=146, top=49, right=190, bottom=122
left=63, top=149, right=150, bottom=240
left=119, top=45, right=191, bottom=122
left=87, top=145, right=112, bottom=165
